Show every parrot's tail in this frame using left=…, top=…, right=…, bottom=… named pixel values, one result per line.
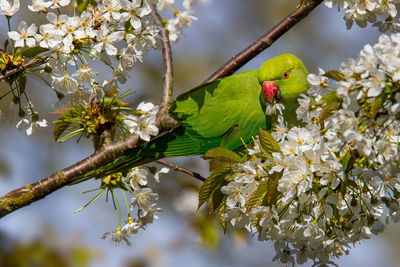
left=75, top=127, right=221, bottom=181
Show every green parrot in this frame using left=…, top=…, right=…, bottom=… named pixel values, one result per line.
left=85, top=54, right=309, bottom=178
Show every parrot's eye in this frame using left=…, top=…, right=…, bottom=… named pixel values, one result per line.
left=282, top=71, right=289, bottom=79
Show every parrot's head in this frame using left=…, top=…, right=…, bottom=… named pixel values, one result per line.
left=258, top=54, right=310, bottom=105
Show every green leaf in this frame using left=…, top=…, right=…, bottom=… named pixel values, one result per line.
left=103, top=87, right=118, bottom=98
left=103, top=97, right=129, bottom=107
left=341, top=149, right=351, bottom=173
left=53, top=106, right=76, bottom=141
left=369, top=95, right=383, bottom=119
left=316, top=92, right=341, bottom=106
left=21, top=47, right=48, bottom=58
left=323, top=70, right=346, bottom=81
left=246, top=171, right=282, bottom=211
left=204, top=147, right=244, bottom=162
left=384, top=83, right=400, bottom=94
left=54, top=119, right=72, bottom=142
left=217, top=196, right=228, bottom=231
left=246, top=179, right=269, bottom=211
left=209, top=158, right=233, bottom=171
left=318, top=101, right=341, bottom=122
left=77, top=0, right=96, bottom=13
left=208, top=185, right=225, bottom=216
left=262, top=171, right=282, bottom=206
left=198, top=168, right=230, bottom=209
left=258, top=127, right=280, bottom=154
left=204, top=147, right=246, bottom=171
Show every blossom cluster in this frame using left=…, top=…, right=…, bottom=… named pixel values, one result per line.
left=57, top=99, right=169, bottom=243
left=0, top=0, right=199, bottom=135
left=107, top=101, right=168, bottom=241
left=102, top=165, right=170, bottom=244
left=214, top=33, right=400, bottom=265
left=323, top=0, right=400, bottom=32
left=123, top=101, right=159, bottom=141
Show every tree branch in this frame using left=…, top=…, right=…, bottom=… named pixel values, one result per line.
left=0, top=0, right=323, bottom=218
left=0, top=134, right=141, bottom=218
left=0, top=56, right=48, bottom=81
left=156, top=159, right=206, bottom=182
left=0, top=4, right=180, bottom=219
left=203, top=0, right=323, bottom=83
left=151, top=4, right=179, bottom=131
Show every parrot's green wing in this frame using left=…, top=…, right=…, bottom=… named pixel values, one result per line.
left=169, top=69, right=267, bottom=150
left=77, top=70, right=268, bottom=179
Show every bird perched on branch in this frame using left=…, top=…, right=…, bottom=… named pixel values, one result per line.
left=83, top=54, right=309, bottom=178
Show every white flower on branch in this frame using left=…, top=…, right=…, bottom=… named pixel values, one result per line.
left=51, top=72, right=79, bottom=94
left=8, top=21, right=37, bottom=47
left=121, top=0, right=152, bottom=33
left=157, top=0, right=174, bottom=12
left=324, top=0, right=348, bottom=9
left=34, top=24, right=62, bottom=49
left=48, top=0, right=70, bottom=9
left=124, top=102, right=159, bottom=141
left=324, top=0, right=400, bottom=31
left=71, top=65, right=98, bottom=84
left=154, top=167, right=169, bottom=182
left=28, top=0, right=52, bottom=12
left=122, top=216, right=140, bottom=234
left=99, top=0, right=123, bottom=22
left=221, top=182, right=247, bottom=208
left=102, top=226, right=131, bottom=246
left=16, top=107, right=48, bottom=136
left=45, top=12, right=68, bottom=37
left=127, top=166, right=149, bottom=188
left=16, top=117, right=48, bottom=136
left=132, top=115, right=159, bottom=141
left=93, top=24, right=124, bottom=56
left=0, top=0, right=19, bottom=17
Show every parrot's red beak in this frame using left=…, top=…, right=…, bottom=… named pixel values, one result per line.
left=262, top=81, right=281, bottom=103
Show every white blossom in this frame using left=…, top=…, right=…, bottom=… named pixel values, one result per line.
left=51, top=72, right=79, bottom=94
left=16, top=116, right=47, bottom=135
left=34, top=24, right=61, bottom=48
left=71, top=65, right=98, bottom=84
left=324, top=0, right=400, bottom=31
left=122, top=216, right=140, bottom=234
left=93, top=24, right=124, bottom=56
left=124, top=102, right=159, bottom=141
left=28, top=0, right=52, bottom=12
left=154, top=167, right=169, bottom=182
left=216, top=32, right=400, bottom=265
left=102, top=226, right=131, bottom=246
left=48, top=0, right=70, bottom=9
left=0, top=0, right=19, bottom=16
left=127, top=167, right=149, bottom=188
left=8, top=21, right=37, bottom=47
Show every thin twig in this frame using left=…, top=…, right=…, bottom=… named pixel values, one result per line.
left=0, top=56, right=48, bottom=81
left=156, top=159, right=206, bottom=182
left=151, top=4, right=179, bottom=130
left=204, top=0, right=323, bottom=83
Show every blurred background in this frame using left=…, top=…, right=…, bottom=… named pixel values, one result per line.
left=0, top=0, right=398, bottom=266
